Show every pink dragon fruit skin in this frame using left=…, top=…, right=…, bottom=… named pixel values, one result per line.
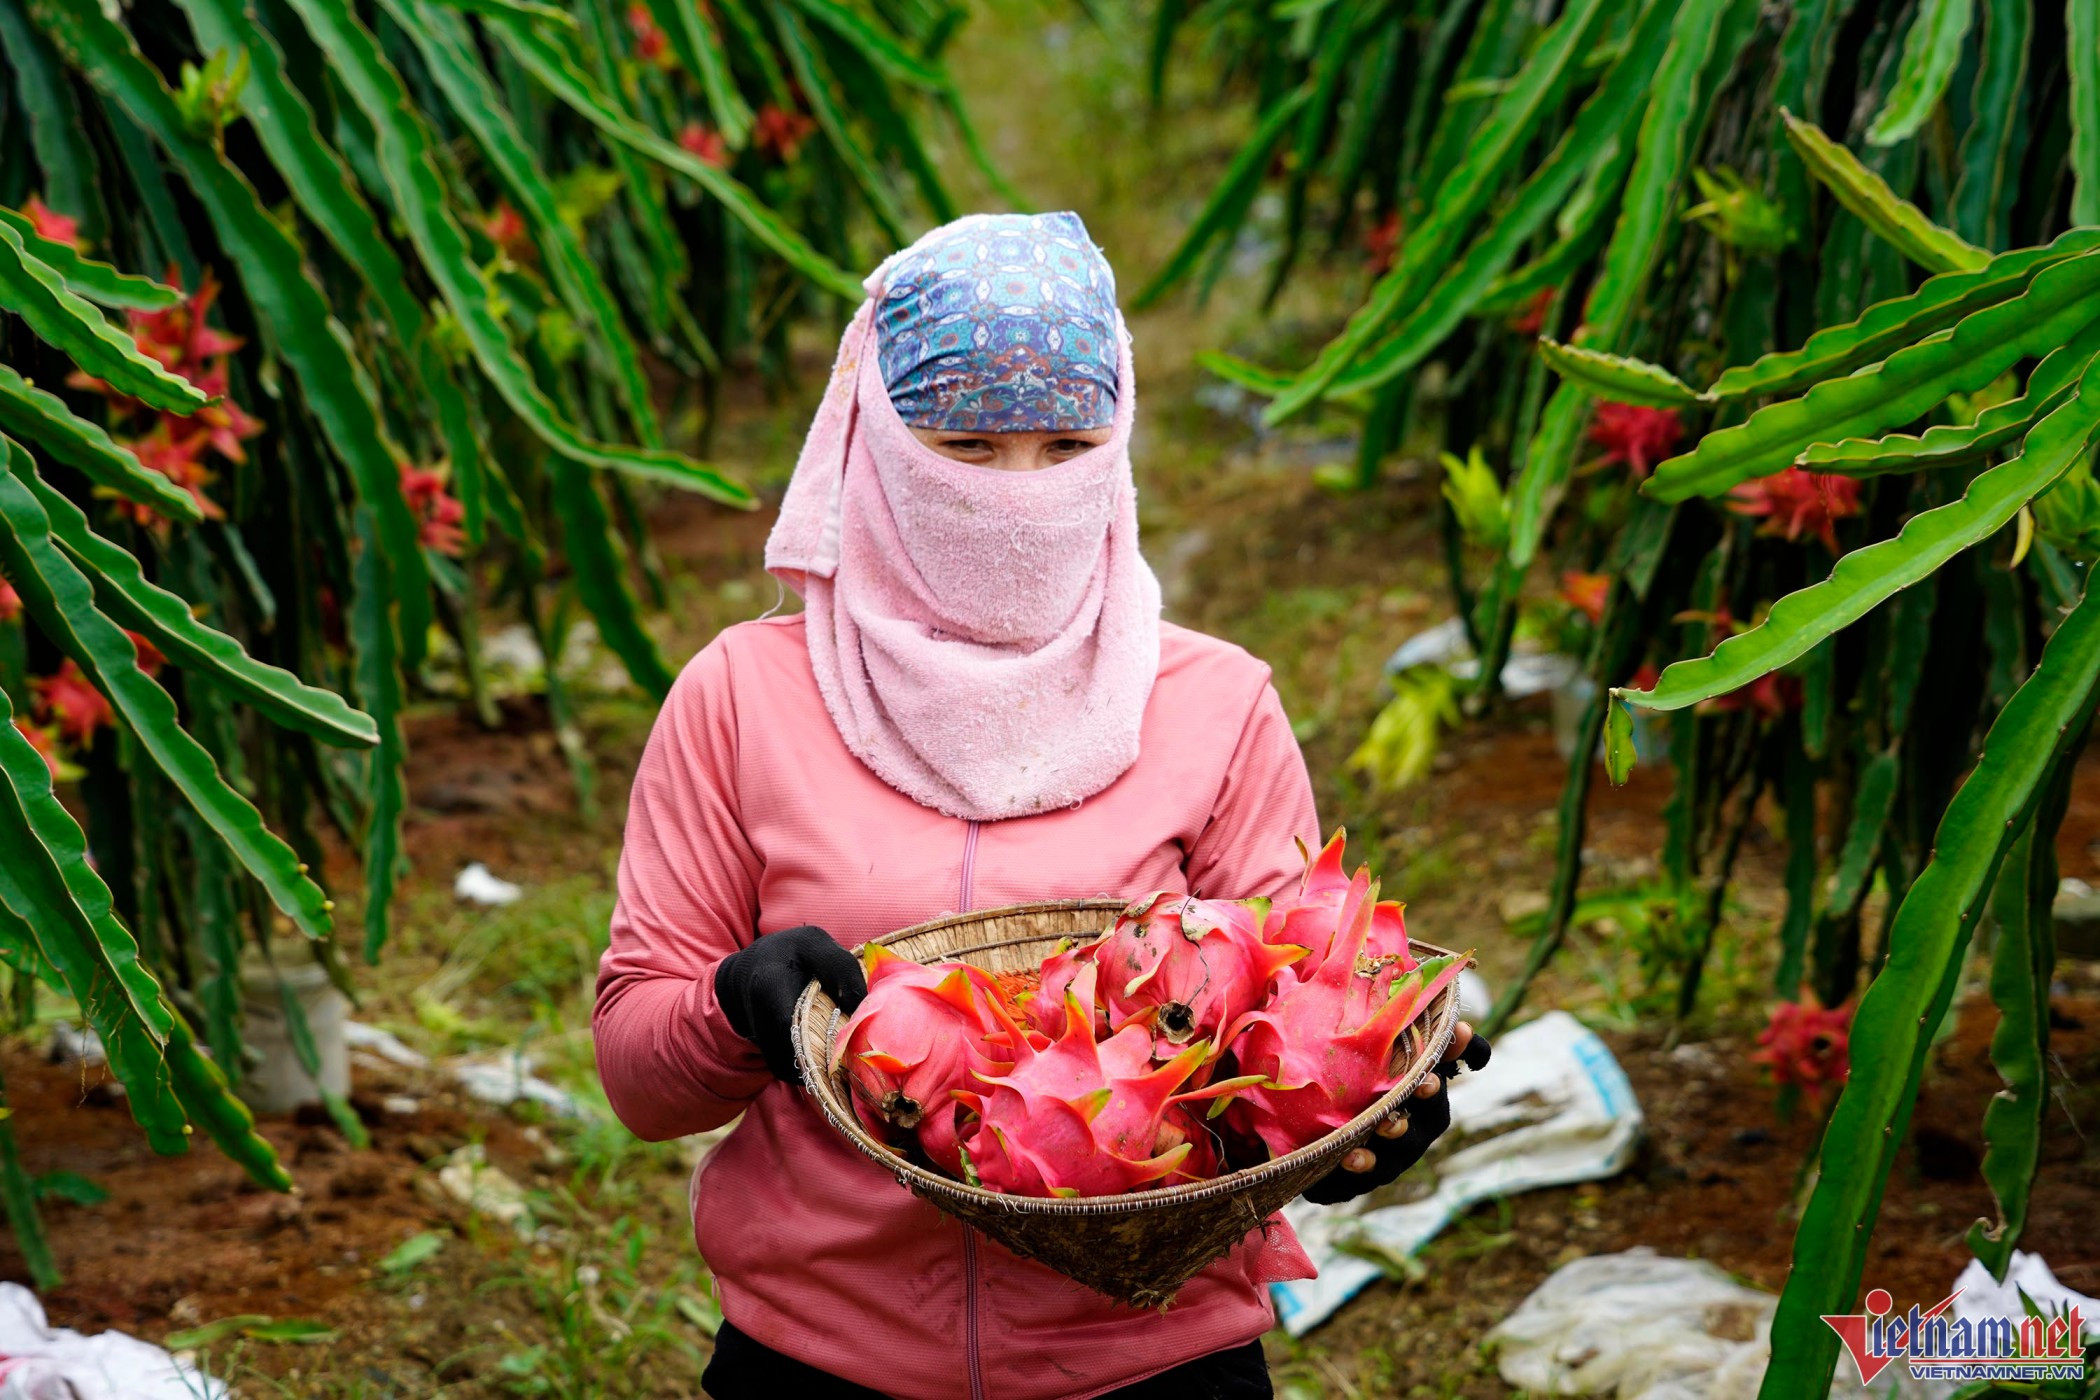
left=1301, top=829, right=1352, bottom=896
left=1025, top=938, right=1104, bottom=1040
left=1096, top=894, right=1308, bottom=1059
left=958, top=989, right=1258, bottom=1197
left=1264, top=830, right=1417, bottom=975
left=1155, top=1104, right=1223, bottom=1184
left=915, top=1099, right=974, bottom=1178
left=1225, top=886, right=1470, bottom=1159
left=831, top=945, right=1013, bottom=1173
left=1365, top=898, right=1415, bottom=969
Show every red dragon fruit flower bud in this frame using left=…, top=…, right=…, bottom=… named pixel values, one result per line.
left=1726, top=467, right=1863, bottom=553
left=400, top=463, right=469, bottom=557
left=1508, top=287, right=1555, bottom=336
left=753, top=105, right=814, bottom=161
left=625, top=4, right=673, bottom=67
left=1559, top=570, right=1611, bottom=624
left=1751, top=994, right=1852, bottom=1112
left=127, top=630, right=167, bottom=680
left=33, top=661, right=113, bottom=747
left=678, top=122, right=730, bottom=169
left=481, top=201, right=530, bottom=254
left=1363, top=211, right=1401, bottom=277
left=20, top=195, right=84, bottom=250
left=13, top=719, right=65, bottom=779
left=1588, top=402, right=1684, bottom=478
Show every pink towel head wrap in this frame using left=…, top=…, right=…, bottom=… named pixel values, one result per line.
left=765, top=215, right=1163, bottom=821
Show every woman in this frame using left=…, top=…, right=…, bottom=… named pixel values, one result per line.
left=595, top=213, right=1487, bottom=1400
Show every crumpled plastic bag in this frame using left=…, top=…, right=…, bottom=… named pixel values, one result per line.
left=1487, top=1249, right=1777, bottom=1398
left=447, top=1049, right=583, bottom=1118
left=1948, top=1251, right=2099, bottom=1342
left=0, top=1283, right=226, bottom=1400
left=1486, top=1248, right=1934, bottom=1398
left=453, top=862, right=523, bottom=906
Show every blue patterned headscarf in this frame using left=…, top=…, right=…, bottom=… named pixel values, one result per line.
left=875, top=212, right=1121, bottom=434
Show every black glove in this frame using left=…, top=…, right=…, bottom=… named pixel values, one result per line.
left=1302, top=1028, right=1493, bottom=1205
left=715, top=926, right=867, bottom=1086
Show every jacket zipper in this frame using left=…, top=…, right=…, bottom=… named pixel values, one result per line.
left=960, top=818, right=985, bottom=1400
left=959, top=820, right=981, bottom=911
left=963, top=1227, right=985, bottom=1400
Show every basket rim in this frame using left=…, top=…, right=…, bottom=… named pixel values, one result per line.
left=795, top=898, right=1466, bottom=1217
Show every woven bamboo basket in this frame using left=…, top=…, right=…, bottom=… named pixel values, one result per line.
left=794, top=899, right=1465, bottom=1308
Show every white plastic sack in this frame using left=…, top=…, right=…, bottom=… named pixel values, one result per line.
left=0, top=1284, right=225, bottom=1400
left=1487, top=1249, right=1776, bottom=1399
left=1458, top=969, right=1493, bottom=1024
left=44, top=1025, right=103, bottom=1069
left=1483, top=1248, right=2051, bottom=1399
left=346, top=1023, right=586, bottom=1118
left=1271, top=1010, right=1643, bottom=1335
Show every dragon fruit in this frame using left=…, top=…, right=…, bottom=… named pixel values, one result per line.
left=1224, top=885, right=1469, bottom=1160
left=1156, top=1104, right=1224, bottom=1182
left=1264, top=831, right=1415, bottom=975
left=824, top=834, right=1474, bottom=1196
left=831, top=945, right=1018, bottom=1173
left=958, top=989, right=1257, bottom=1197
left=1025, top=937, right=1104, bottom=1040
left=1096, top=894, right=1307, bottom=1058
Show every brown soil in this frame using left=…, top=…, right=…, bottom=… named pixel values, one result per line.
left=0, top=1042, right=589, bottom=1388
left=2047, top=743, right=2100, bottom=887
left=396, top=695, right=609, bottom=870
left=1274, top=984, right=2100, bottom=1395
left=1, top=964, right=729, bottom=1399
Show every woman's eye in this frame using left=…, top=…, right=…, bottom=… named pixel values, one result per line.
left=1051, top=439, right=1092, bottom=454
left=940, top=439, right=993, bottom=453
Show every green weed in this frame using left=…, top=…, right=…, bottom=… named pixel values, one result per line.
left=479, top=1215, right=712, bottom=1398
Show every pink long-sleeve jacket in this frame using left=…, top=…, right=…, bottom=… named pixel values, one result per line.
left=595, top=614, right=1321, bottom=1400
